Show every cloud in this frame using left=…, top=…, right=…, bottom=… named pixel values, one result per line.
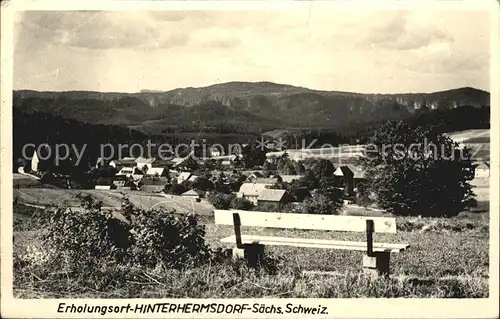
left=16, top=11, right=190, bottom=50
left=357, top=12, right=454, bottom=51
left=13, top=10, right=491, bottom=93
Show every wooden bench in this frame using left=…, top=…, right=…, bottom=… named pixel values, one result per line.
left=214, top=209, right=410, bottom=278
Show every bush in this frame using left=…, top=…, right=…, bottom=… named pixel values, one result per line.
left=128, top=210, right=211, bottom=268
left=31, top=194, right=213, bottom=272
left=207, top=191, right=236, bottom=209
left=230, top=197, right=254, bottom=210
left=165, top=183, right=187, bottom=195
left=300, top=188, right=344, bottom=214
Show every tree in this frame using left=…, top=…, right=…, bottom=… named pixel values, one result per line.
left=207, top=192, right=235, bottom=209
left=292, top=160, right=306, bottom=175
left=277, top=153, right=297, bottom=175
left=165, top=182, right=187, bottom=195
left=241, top=143, right=266, bottom=168
left=191, top=175, right=214, bottom=192
left=302, top=188, right=343, bottom=215
left=359, top=120, right=475, bottom=217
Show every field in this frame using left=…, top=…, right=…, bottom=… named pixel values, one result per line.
left=13, top=187, right=214, bottom=215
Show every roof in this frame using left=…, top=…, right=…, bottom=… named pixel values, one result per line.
left=177, top=172, right=192, bottom=182
left=251, top=172, right=264, bottom=178
left=187, top=175, right=199, bottom=182
left=154, top=159, right=173, bottom=165
left=334, top=166, right=354, bottom=177
left=258, top=189, right=287, bottom=202
left=475, top=162, right=490, bottom=170
left=136, top=157, right=156, bottom=164
left=238, top=183, right=270, bottom=197
left=146, top=167, right=165, bottom=176
left=181, top=189, right=200, bottom=197
left=112, top=157, right=136, bottom=165
left=280, top=175, right=304, bottom=183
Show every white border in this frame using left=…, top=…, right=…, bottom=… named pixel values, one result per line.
left=1, top=1, right=499, bottom=318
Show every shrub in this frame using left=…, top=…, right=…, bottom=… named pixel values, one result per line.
left=301, top=188, right=343, bottom=214
left=165, top=183, right=187, bottom=195
left=31, top=194, right=213, bottom=272
left=128, top=210, right=211, bottom=268
left=230, top=197, right=254, bottom=210
left=207, top=191, right=236, bottom=209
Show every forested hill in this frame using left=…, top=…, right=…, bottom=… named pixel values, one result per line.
left=14, top=82, right=489, bottom=135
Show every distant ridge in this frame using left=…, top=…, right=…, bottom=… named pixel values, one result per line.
left=14, top=81, right=490, bottom=135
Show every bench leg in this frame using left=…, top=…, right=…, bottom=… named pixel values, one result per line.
left=362, top=252, right=390, bottom=279
left=232, top=244, right=265, bottom=268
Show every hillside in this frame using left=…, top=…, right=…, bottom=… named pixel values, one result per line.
left=14, top=82, right=490, bottom=135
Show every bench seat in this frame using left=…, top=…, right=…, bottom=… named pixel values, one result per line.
left=221, top=235, right=410, bottom=253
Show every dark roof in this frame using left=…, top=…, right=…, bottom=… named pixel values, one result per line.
left=258, top=189, right=286, bottom=202
left=112, top=159, right=136, bottom=166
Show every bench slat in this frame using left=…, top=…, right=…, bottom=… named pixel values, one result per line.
left=221, top=235, right=409, bottom=253
left=214, top=210, right=397, bottom=234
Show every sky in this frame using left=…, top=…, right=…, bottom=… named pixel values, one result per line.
left=13, top=9, right=491, bottom=93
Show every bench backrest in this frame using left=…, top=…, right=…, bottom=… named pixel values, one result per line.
left=213, top=209, right=397, bottom=234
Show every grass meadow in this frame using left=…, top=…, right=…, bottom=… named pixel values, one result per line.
left=13, top=202, right=489, bottom=299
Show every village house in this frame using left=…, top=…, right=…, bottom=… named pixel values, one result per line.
left=280, top=175, right=304, bottom=183
left=334, top=165, right=354, bottom=195
left=94, top=177, right=114, bottom=190
left=140, top=177, right=168, bottom=193
left=135, top=157, right=156, bottom=171
left=110, top=157, right=136, bottom=170
left=181, top=189, right=202, bottom=199
left=94, top=157, right=113, bottom=169
left=334, top=165, right=366, bottom=195
left=112, top=175, right=131, bottom=189
left=31, top=150, right=40, bottom=172
left=254, top=177, right=280, bottom=184
left=257, top=189, right=289, bottom=211
left=145, top=167, right=165, bottom=177
left=210, top=147, right=222, bottom=157
left=245, top=172, right=264, bottom=182
left=237, top=183, right=270, bottom=205
left=177, top=172, right=192, bottom=184
left=474, top=162, right=490, bottom=178
left=117, top=167, right=136, bottom=177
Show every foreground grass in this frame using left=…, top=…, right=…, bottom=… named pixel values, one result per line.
left=13, top=204, right=490, bottom=298
left=14, top=259, right=488, bottom=299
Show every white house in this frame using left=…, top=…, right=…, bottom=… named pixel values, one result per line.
left=474, top=162, right=490, bottom=178
left=280, top=175, right=304, bottom=183
left=177, top=172, right=192, bottom=184
left=210, top=148, right=222, bottom=157
left=135, top=157, right=156, bottom=171
left=181, top=189, right=201, bottom=199
left=237, top=183, right=271, bottom=205
left=117, top=167, right=136, bottom=177
left=145, top=167, right=165, bottom=177
left=31, top=151, right=40, bottom=172
left=110, top=157, right=136, bottom=169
